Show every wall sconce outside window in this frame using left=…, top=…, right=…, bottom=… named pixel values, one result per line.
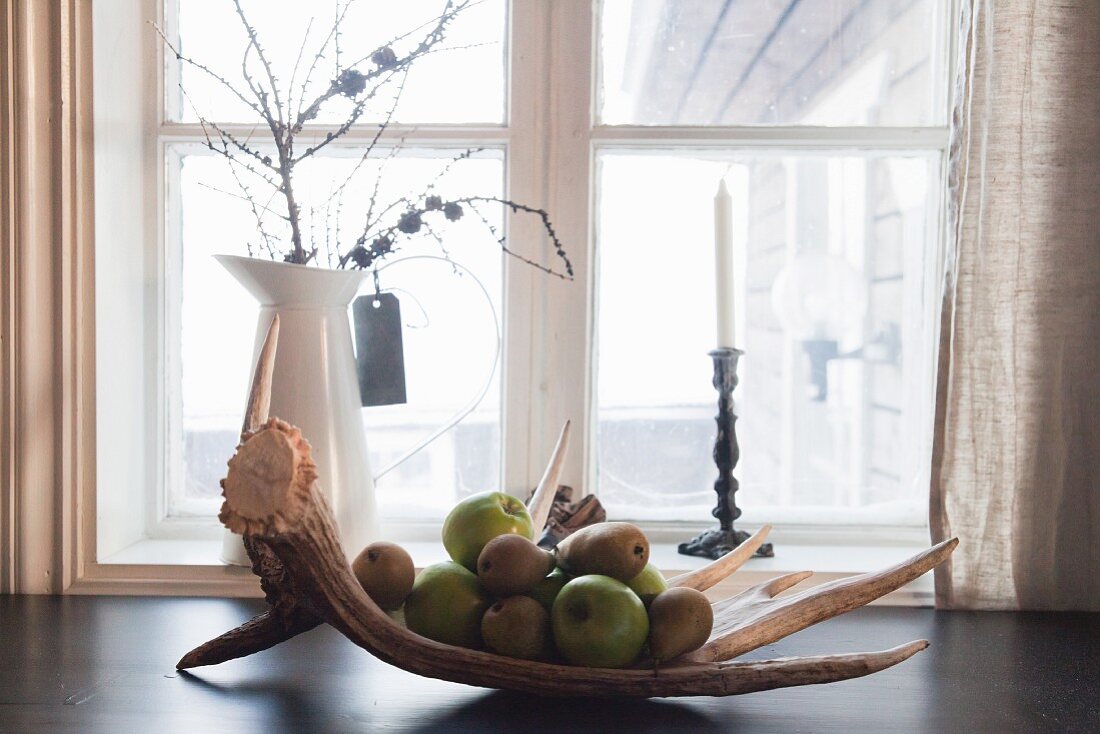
left=771, top=252, right=900, bottom=401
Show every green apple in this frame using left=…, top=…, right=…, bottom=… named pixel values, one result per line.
left=442, top=491, right=535, bottom=570
left=626, top=563, right=668, bottom=606
left=528, top=567, right=569, bottom=610
left=403, top=562, right=492, bottom=649
left=551, top=574, right=649, bottom=668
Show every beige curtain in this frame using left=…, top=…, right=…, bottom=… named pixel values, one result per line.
left=931, top=0, right=1100, bottom=610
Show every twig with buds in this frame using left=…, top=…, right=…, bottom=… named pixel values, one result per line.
left=155, top=0, right=572, bottom=280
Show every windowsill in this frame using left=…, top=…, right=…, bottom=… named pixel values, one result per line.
left=99, top=534, right=934, bottom=606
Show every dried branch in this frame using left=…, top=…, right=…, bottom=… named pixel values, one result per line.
left=152, top=23, right=263, bottom=117
left=293, top=96, right=369, bottom=164
left=295, top=0, right=357, bottom=125
left=286, top=18, right=315, bottom=117
left=157, top=0, right=572, bottom=279
left=360, top=145, right=407, bottom=250
left=423, top=147, right=484, bottom=195
left=294, top=0, right=468, bottom=135
left=179, top=84, right=272, bottom=169
left=232, top=0, right=286, bottom=130
left=205, top=119, right=275, bottom=169
left=352, top=147, right=480, bottom=251
left=196, top=182, right=288, bottom=222
left=224, top=169, right=278, bottom=259
left=462, top=197, right=573, bottom=279
left=185, top=94, right=279, bottom=195
left=322, top=71, right=412, bottom=210
left=343, top=0, right=476, bottom=70
left=420, top=220, right=455, bottom=264
left=202, top=130, right=280, bottom=191
left=338, top=191, right=572, bottom=282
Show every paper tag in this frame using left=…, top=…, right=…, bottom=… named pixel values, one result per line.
left=353, top=293, right=408, bottom=407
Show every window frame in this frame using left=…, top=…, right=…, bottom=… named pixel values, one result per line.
left=153, top=0, right=519, bottom=533
left=155, top=1, right=955, bottom=538
left=550, top=1, right=954, bottom=530
left=52, top=0, right=956, bottom=596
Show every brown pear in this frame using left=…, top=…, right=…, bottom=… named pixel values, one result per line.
left=647, top=587, right=713, bottom=663
left=352, top=541, right=415, bottom=611
left=477, top=534, right=556, bottom=597
left=554, top=522, right=649, bottom=582
left=481, top=595, right=554, bottom=660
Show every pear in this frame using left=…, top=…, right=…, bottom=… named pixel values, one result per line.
left=477, top=534, right=556, bottom=597
left=647, top=587, right=713, bottom=663
left=554, top=522, right=650, bottom=582
left=481, top=596, right=554, bottom=660
left=351, top=541, right=415, bottom=611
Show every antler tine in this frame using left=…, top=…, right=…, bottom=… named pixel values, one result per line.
left=526, top=420, right=571, bottom=532
left=710, top=639, right=929, bottom=693
left=241, top=314, right=280, bottom=436
left=709, top=571, right=813, bottom=639
left=667, top=525, right=772, bottom=591
left=691, top=538, right=959, bottom=663
left=180, top=314, right=321, bottom=670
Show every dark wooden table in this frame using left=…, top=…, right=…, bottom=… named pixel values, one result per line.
left=0, top=596, right=1096, bottom=733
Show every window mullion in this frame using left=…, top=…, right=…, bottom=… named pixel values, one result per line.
left=590, top=125, right=950, bottom=149
left=157, top=122, right=513, bottom=146
left=501, top=0, right=546, bottom=498
left=542, top=0, right=597, bottom=498
left=502, top=0, right=595, bottom=498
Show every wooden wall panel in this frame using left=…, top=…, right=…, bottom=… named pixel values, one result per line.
left=0, top=0, right=95, bottom=593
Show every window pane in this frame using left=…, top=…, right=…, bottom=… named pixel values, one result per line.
left=599, top=0, right=948, bottom=126
left=170, top=0, right=505, bottom=124
left=172, top=147, right=504, bottom=523
left=595, top=150, right=941, bottom=525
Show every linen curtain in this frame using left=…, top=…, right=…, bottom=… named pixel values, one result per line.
left=930, top=0, right=1100, bottom=610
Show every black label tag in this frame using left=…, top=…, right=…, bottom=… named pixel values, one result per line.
left=353, top=293, right=407, bottom=407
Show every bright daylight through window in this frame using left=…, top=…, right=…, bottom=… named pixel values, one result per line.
left=594, top=0, right=949, bottom=527
left=165, top=0, right=508, bottom=524
left=94, top=0, right=951, bottom=560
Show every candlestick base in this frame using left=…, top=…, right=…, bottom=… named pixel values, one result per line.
left=678, top=528, right=774, bottom=561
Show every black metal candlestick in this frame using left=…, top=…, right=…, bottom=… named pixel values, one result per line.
left=678, top=348, right=774, bottom=560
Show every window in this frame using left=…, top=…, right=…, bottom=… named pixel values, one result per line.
left=93, top=0, right=952, bottom=567
left=96, top=0, right=513, bottom=553
left=166, top=1, right=510, bottom=527
left=592, top=1, right=950, bottom=528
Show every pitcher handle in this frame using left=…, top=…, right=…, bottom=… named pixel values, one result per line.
left=367, top=255, right=501, bottom=483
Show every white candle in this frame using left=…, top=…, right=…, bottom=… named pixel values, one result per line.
left=714, top=179, right=736, bottom=348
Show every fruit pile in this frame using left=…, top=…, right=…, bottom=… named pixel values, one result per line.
left=351, top=491, right=714, bottom=668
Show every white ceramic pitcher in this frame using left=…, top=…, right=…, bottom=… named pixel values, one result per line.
left=216, top=254, right=379, bottom=565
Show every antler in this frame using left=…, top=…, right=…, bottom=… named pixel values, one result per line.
left=178, top=346, right=578, bottom=671
left=205, top=422, right=938, bottom=696
left=176, top=327, right=959, bottom=695
left=179, top=412, right=957, bottom=696
left=693, top=539, right=959, bottom=663
left=179, top=315, right=324, bottom=670
left=526, top=420, right=571, bottom=531
left=241, top=313, right=279, bottom=436
left=667, top=524, right=772, bottom=591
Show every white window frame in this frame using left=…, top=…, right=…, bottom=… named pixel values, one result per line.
left=64, top=0, right=957, bottom=597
